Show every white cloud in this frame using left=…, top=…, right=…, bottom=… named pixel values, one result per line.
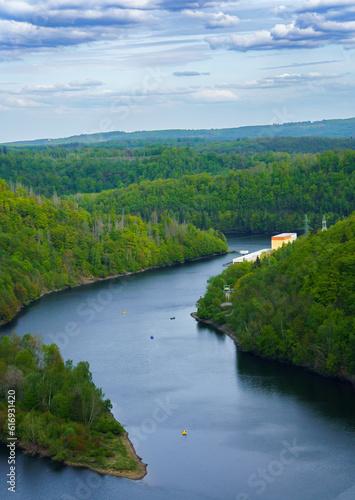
left=0, top=1, right=158, bottom=52
left=182, top=10, right=206, bottom=20
left=191, top=88, right=238, bottom=101
left=0, top=19, right=101, bottom=48
left=1, top=0, right=354, bottom=55
left=24, top=80, right=103, bottom=93
left=206, top=1, right=355, bottom=51
left=206, top=12, right=240, bottom=28
left=0, top=1, right=157, bottom=26
left=5, top=96, right=42, bottom=107
left=298, top=0, right=355, bottom=13
left=240, top=71, right=343, bottom=88
left=173, top=71, right=210, bottom=76
left=207, top=30, right=274, bottom=50
left=182, top=9, right=239, bottom=28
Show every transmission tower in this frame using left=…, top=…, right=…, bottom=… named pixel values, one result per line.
left=303, top=214, right=312, bottom=236
left=322, top=215, right=327, bottom=231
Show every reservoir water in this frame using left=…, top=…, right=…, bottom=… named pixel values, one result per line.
left=1, top=235, right=355, bottom=500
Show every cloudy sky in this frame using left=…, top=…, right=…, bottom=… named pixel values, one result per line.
left=0, top=0, right=355, bottom=142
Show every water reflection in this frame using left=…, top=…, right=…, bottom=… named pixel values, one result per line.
left=236, top=349, right=355, bottom=424
left=197, top=320, right=355, bottom=429
left=196, top=322, right=227, bottom=343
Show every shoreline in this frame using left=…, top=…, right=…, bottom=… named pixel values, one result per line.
left=0, top=251, right=228, bottom=328
left=4, top=431, right=147, bottom=480
left=190, top=313, right=355, bottom=387
left=64, top=432, right=147, bottom=480
left=190, top=312, right=240, bottom=346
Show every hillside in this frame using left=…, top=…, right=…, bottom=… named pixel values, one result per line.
left=77, top=149, right=355, bottom=233
left=0, top=179, right=227, bottom=324
left=195, top=214, right=355, bottom=380
left=4, top=117, right=355, bottom=147
left=2, top=140, right=355, bottom=198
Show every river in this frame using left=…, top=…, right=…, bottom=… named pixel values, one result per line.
left=1, top=235, right=355, bottom=500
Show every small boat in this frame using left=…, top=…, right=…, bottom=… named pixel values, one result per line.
left=170, top=317, right=175, bottom=320
left=239, top=250, right=249, bottom=255
left=182, top=430, right=187, bottom=435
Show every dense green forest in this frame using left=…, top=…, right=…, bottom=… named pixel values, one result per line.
left=78, top=149, right=355, bottom=232
left=0, top=179, right=227, bottom=324
left=190, top=136, right=355, bottom=155
left=0, top=145, right=235, bottom=196
left=1, top=139, right=355, bottom=198
left=0, top=334, right=143, bottom=474
left=196, top=214, right=355, bottom=379
left=4, top=116, right=355, bottom=147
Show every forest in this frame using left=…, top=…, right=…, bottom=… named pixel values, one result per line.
left=0, top=333, right=143, bottom=473
left=1, top=138, right=355, bottom=198
left=196, top=214, right=355, bottom=379
left=0, top=179, right=227, bottom=324
left=77, top=148, right=355, bottom=232
left=0, top=144, right=236, bottom=196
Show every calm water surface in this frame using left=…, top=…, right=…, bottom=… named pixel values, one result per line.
left=1, top=235, right=355, bottom=500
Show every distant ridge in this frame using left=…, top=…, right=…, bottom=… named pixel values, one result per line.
left=5, top=117, right=355, bottom=147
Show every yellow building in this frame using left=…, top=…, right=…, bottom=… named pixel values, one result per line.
left=271, top=233, right=297, bottom=250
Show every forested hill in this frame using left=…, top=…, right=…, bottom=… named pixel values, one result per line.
left=195, top=213, right=355, bottom=380
left=79, top=149, right=355, bottom=233
left=4, top=117, right=355, bottom=146
left=0, top=179, right=227, bottom=324
left=2, top=140, right=355, bottom=198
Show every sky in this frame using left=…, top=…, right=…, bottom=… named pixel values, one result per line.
left=0, top=0, right=355, bottom=142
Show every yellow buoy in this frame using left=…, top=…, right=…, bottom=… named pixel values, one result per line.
left=182, top=430, right=187, bottom=435
left=123, top=312, right=126, bottom=314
